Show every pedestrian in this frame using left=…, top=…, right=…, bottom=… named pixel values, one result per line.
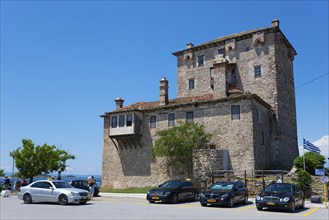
left=88, top=176, right=96, bottom=200
left=21, top=178, right=27, bottom=187
left=276, top=176, right=282, bottom=183
left=3, top=176, right=11, bottom=190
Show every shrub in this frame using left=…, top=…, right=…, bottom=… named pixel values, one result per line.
left=296, top=170, right=312, bottom=197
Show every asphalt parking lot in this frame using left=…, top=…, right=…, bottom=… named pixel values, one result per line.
left=1, top=193, right=328, bottom=220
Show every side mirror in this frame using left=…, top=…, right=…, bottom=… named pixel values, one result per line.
left=49, top=187, right=54, bottom=190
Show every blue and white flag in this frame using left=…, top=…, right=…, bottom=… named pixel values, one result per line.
left=303, top=138, right=321, bottom=154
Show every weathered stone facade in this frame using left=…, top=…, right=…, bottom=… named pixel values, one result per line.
left=101, top=20, right=298, bottom=188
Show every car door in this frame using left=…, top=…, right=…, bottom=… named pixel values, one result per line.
left=39, top=182, right=56, bottom=202
left=29, top=182, right=43, bottom=201
left=232, top=182, right=240, bottom=202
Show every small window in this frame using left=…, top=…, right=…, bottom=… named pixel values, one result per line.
left=218, top=48, right=225, bottom=57
left=198, top=55, right=204, bottom=66
left=245, top=47, right=249, bottom=51
left=111, top=116, right=118, bottom=128
left=257, top=109, right=262, bottom=123
left=168, top=113, right=175, bottom=127
left=150, top=116, right=156, bottom=129
left=188, top=79, right=195, bottom=90
left=254, top=65, right=261, bottom=78
left=231, top=105, right=240, bottom=120
left=119, top=115, right=125, bottom=127
left=126, top=114, right=132, bottom=127
left=186, top=111, right=194, bottom=122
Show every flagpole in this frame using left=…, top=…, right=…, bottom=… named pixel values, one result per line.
left=302, top=137, right=305, bottom=171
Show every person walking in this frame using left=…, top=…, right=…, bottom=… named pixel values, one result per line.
left=3, top=176, right=11, bottom=190
left=87, top=176, right=96, bottom=200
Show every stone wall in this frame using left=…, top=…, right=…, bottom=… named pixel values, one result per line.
left=102, top=96, right=267, bottom=188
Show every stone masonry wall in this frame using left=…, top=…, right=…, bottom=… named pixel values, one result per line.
left=102, top=98, right=259, bottom=188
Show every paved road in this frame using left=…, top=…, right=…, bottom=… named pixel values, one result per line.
left=1, top=194, right=328, bottom=219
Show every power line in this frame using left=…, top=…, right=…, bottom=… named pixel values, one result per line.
left=296, top=72, right=329, bottom=89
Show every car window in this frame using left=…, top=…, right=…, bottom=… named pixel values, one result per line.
left=265, top=184, right=292, bottom=193
left=53, top=181, right=72, bottom=188
left=41, top=182, right=52, bottom=189
left=160, top=181, right=181, bottom=188
left=30, top=182, right=43, bottom=188
left=210, top=183, right=234, bottom=190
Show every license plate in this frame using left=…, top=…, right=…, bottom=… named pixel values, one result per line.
left=267, top=202, right=275, bottom=205
left=152, top=196, right=159, bottom=200
left=207, top=199, right=216, bottom=203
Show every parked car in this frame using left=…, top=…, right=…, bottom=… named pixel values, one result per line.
left=199, top=181, right=249, bottom=207
left=70, top=180, right=100, bottom=197
left=17, top=180, right=90, bottom=205
left=146, top=180, right=199, bottom=204
left=255, top=182, right=305, bottom=212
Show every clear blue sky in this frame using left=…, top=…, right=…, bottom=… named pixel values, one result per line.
left=1, top=1, right=328, bottom=175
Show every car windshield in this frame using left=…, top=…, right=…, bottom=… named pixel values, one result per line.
left=210, top=183, right=234, bottom=190
left=53, top=181, right=72, bottom=189
left=265, top=184, right=292, bottom=193
left=160, top=181, right=181, bottom=188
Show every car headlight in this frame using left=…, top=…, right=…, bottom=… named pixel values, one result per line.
left=71, top=192, right=79, bottom=196
left=283, top=197, right=290, bottom=202
left=163, top=191, right=171, bottom=196
left=256, top=196, right=263, bottom=201
left=221, top=194, right=229, bottom=199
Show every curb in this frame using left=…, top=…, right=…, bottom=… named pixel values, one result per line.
left=99, top=193, right=146, bottom=199
left=99, top=193, right=328, bottom=208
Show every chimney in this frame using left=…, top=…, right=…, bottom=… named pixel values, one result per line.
left=160, top=77, right=169, bottom=105
left=271, top=19, right=280, bottom=28
left=186, top=43, right=194, bottom=49
left=115, top=97, right=124, bottom=109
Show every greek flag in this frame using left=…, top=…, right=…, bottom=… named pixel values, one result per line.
left=303, top=138, right=321, bottom=154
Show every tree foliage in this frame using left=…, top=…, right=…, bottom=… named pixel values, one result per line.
left=0, top=169, right=5, bottom=177
left=296, top=170, right=312, bottom=197
left=293, top=152, right=325, bottom=175
left=10, top=139, right=75, bottom=183
left=152, top=122, right=212, bottom=178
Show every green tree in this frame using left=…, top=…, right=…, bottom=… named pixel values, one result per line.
left=53, top=150, right=76, bottom=179
left=296, top=170, right=312, bottom=197
left=0, top=169, right=5, bottom=177
left=10, top=139, right=76, bottom=183
left=293, top=152, right=325, bottom=175
left=152, top=122, right=212, bottom=178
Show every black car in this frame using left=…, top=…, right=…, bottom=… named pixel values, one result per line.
left=146, top=180, right=199, bottom=204
left=255, top=183, right=305, bottom=212
left=199, top=181, right=249, bottom=207
left=70, top=180, right=100, bottom=197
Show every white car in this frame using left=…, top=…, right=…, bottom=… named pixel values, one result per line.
left=18, top=180, right=90, bottom=205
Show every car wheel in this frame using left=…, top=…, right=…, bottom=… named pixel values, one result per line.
left=170, top=194, right=178, bottom=204
left=257, top=206, right=263, bottom=211
left=193, top=192, right=199, bottom=201
left=201, top=203, right=207, bottom=207
left=23, top=194, right=32, bottom=204
left=58, top=194, right=69, bottom=205
left=149, top=200, right=155, bottom=204
left=289, top=201, right=295, bottom=212
left=228, top=197, right=234, bottom=207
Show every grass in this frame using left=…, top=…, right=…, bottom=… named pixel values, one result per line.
left=100, top=186, right=155, bottom=194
